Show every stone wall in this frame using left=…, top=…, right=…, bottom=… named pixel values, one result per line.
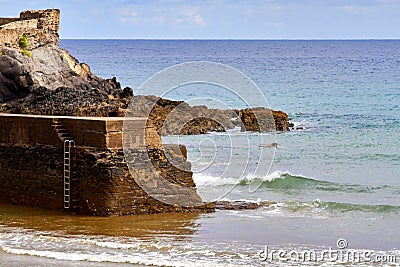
left=0, top=9, right=60, bottom=49
left=0, top=18, right=20, bottom=26
left=0, top=144, right=211, bottom=216
left=0, top=144, right=64, bottom=210
left=73, top=147, right=207, bottom=216
left=0, top=113, right=213, bottom=216
left=0, top=114, right=152, bottom=149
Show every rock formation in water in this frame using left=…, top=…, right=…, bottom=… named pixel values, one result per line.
left=0, top=9, right=290, bottom=135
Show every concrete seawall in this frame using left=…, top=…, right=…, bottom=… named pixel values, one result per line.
left=0, top=113, right=147, bottom=149
left=0, top=113, right=212, bottom=216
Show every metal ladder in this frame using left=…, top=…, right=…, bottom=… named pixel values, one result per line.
left=63, top=139, right=75, bottom=210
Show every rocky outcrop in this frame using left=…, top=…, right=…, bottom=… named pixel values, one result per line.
left=0, top=45, right=126, bottom=103
left=0, top=44, right=289, bottom=134
left=127, top=96, right=289, bottom=135
left=1, top=7, right=289, bottom=135
left=214, top=200, right=260, bottom=210
left=126, top=95, right=236, bottom=135
left=236, top=107, right=289, bottom=132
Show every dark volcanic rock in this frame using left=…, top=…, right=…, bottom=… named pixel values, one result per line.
left=0, top=45, right=289, bottom=134
left=214, top=200, right=260, bottom=210
left=0, top=45, right=133, bottom=116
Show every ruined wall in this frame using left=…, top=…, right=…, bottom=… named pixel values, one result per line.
left=0, top=9, right=60, bottom=49
left=0, top=18, right=26, bottom=26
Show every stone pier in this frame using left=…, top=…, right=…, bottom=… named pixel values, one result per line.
left=0, top=113, right=212, bottom=216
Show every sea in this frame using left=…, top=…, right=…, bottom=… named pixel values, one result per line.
left=0, top=40, right=399, bottom=266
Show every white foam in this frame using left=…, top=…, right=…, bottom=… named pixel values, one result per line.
left=193, top=173, right=239, bottom=187
left=0, top=245, right=245, bottom=267
left=92, top=241, right=140, bottom=250
left=193, top=170, right=293, bottom=187
left=0, top=226, right=250, bottom=267
left=290, top=119, right=313, bottom=130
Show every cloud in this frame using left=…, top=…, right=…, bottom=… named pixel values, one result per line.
left=271, top=22, right=283, bottom=28
left=152, top=15, right=165, bottom=23
left=159, top=0, right=186, bottom=2
left=119, top=8, right=142, bottom=25
left=339, top=5, right=371, bottom=15
left=173, top=6, right=207, bottom=27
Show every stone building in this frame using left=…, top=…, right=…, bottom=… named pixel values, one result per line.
left=0, top=9, right=60, bottom=49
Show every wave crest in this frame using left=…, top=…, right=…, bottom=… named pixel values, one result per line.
left=195, top=171, right=396, bottom=194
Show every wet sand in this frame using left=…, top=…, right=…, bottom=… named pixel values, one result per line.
left=0, top=202, right=200, bottom=266
left=0, top=251, right=141, bottom=267
left=0, top=202, right=202, bottom=238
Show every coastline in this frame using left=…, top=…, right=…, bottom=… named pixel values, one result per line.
left=0, top=251, right=143, bottom=267
left=1, top=7, right=399, bottom=266
left=0, top=250, right=147, bottom=267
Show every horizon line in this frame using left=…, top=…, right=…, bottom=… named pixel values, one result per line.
left=60, top=38, right=400, bottom=41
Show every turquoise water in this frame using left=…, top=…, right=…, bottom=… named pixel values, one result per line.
left=1, top=40, right=399, bottom=266
left=61, top=39, right=400, bottom=185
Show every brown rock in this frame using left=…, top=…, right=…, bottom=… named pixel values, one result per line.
left=214, top=200, right=260, bottom=210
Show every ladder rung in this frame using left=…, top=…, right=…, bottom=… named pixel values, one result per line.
left=63, top=139, right=74, bottom=211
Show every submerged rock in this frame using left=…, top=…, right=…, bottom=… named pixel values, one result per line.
left=214, top=200, right=260, bottom=210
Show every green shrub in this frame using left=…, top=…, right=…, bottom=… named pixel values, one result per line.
left=21, top=49, right=31, bottom=58
left=18, top=33, right=28, bottom=49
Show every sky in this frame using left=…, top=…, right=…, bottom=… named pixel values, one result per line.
left=1, top=0, right=400, bottom=39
